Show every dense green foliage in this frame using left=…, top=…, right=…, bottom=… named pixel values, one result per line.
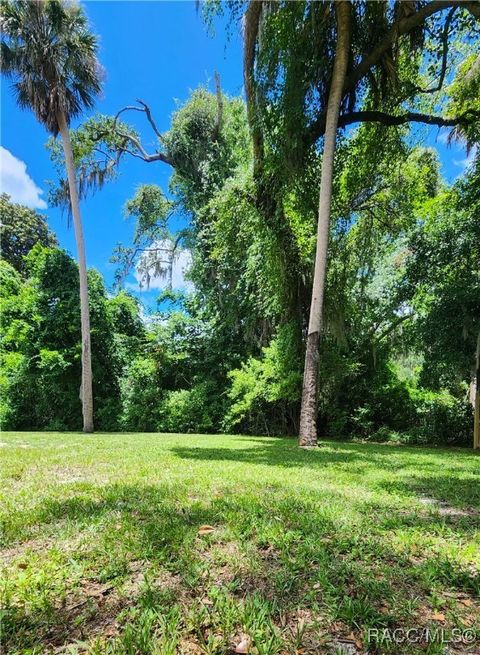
left=0, top=193, right=57, bottom=273
left=0, top=244, right=121, bottom=430
left=2, top=108, right=478, bottom=445
left=2, top=2, right=479, bottom=445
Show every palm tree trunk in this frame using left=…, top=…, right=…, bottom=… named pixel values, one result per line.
left=299, top=1, right=351, bottom=447
left=57, top=110, right=94, bottom=433
left=474, top=379, right=479, bottom=450
left=474, top=331, right=480, bottom=449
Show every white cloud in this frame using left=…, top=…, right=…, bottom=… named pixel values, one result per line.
left=169, top=249, right=193, bottom=291
left=128, top=240, right=193, bottom=292
left=436, top=129, right=451, bottom=145
left=0, top=147, right=47, bottom=209
left=453, top=145, right=477, bottom=172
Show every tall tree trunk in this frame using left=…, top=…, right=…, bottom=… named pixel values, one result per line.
left=244, top=0, right=264, bottom=176
left=57, top=111, right=94, bottom=433
left=299, top=1, right=351, bottom=447
left=474, top=331, right=480, bottom=450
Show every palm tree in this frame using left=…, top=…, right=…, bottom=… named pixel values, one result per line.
left=1, top=0, right=101, bottom=432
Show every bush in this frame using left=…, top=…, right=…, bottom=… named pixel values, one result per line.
left=157, top=382, right=223, bottom=433
left=408, top=388, right=473, bottom=446
left=322, top=359, right=415, bottom=440
left=365, top=389, right=473, bottom=446
left=120, top=357, right=161, bottom=431
left=0, top=352, right=27, bottom=429
left=319, top=350, right=473, bottom=446
left=224, top=325, right=302, bottom=435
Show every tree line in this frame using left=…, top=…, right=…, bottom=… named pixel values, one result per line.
left=1, top=0, right=479, bottom=446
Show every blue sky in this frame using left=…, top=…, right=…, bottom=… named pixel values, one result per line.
left=1, top=1, right=243, bottom=302
left=0, top=1, right=473, bottom=305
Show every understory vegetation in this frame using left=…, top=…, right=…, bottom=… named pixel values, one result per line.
left=1, top=126, right=478, bottom=444
left=1, top=432, right=479, bottom=655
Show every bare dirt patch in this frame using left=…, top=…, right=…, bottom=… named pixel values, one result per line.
left=418, top=495, right=479, bottom=518
left=48, top=466, right=92, bottom=485
left=44, top=560, right=184, bottom=652
left=0, top=532, right=82, bottom=567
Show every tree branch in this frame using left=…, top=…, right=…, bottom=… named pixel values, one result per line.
left=376, top=312, right=415, bottom=342
left=112, top=103, right=174, bottom=166
left=308, top=108, right=480, bottom=142
left=344, top=1, right=475, bottom=96
left=338, top=109, right=480, bottom=129
left=136, top=99, right=163, bottom=139
left=414, top=7, right=456, bottom=95
left=466, top=1, right=480, bottom=19
left=92, top=146, right=115, bottom=163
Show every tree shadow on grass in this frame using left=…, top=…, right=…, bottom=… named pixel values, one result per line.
left=172, top=435, right=478, bottom=467
left=4, top=437, right=480, bottom=653
left=170, top=438, right=375, bottom=470
left=377, top=474, right=480, bottom=511
left=171, top=437, right=480, bottom=514
left=3, top=484, right=221, bottom=651
left=5, top=474, right=480, bottom=653
left=3, top=483, right=340, bottom=651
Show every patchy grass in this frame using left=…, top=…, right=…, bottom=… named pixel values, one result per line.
left=1, top=433, right=479, bottom=654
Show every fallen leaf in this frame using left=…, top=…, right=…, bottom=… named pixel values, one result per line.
left=202, top=597, right=213, bottom=605
left=17, top=562, right=27, bottom=570
left=235, top=637, right=250, bottom=653
left=198, top=525, right=215, bottom=535
left=431, top=612, right=445, bottom=621
left=460, top=599, right=473, bottom=607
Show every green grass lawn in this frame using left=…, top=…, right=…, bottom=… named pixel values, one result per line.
left=1, top=433, right=479, bottom=655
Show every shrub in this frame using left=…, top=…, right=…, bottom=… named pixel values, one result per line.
left=120, top=357, right=161, bottom=431
left=224, top=325, right=302, bottom=435
left=322, top=360, right=415, bottom=439
left=157, top=382, right=223, bottom=433
left=0, top=352, right=27, bottom=429
left=365, top=389, right=473, bottom=446
left=408, top=388, right=473, bottom=446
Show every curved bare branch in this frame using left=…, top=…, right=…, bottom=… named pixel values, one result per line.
left=112, top=102, right=174, bottom=166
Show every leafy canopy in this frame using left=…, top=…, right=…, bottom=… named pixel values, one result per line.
left=0, top=193, right=57, bottom=274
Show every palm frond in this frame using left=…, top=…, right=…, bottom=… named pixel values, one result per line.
left=0, top=0, right=101, bottom=134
